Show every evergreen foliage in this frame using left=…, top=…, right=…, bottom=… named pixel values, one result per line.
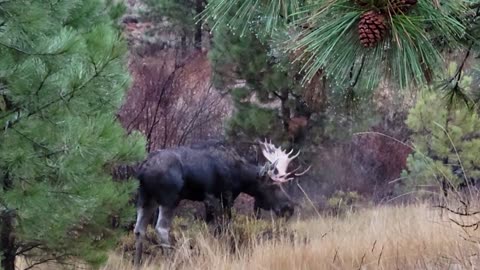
left=144, top=0, right=197, bottom=31
left=400, top=68, right=480, bottom=195
left=0, top=0, right=146, bottom=268
left=209, top=24, right=297, bottom=141
left=210, top=20, right=381, bottom=144
left=204, top=0, right=474, bottom=92
left=142, top=0, right=205, bottom=49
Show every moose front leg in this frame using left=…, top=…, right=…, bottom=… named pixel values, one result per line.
left=253, top=199, right=262, bottom=219
left=204, top=194, right=221, bottom=224
left=155, top=206, right=175, bottom=248
left=220, top=192, right=233, bottom=222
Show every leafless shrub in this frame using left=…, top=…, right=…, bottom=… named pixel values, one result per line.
left=118, top=49, right=230, bottom=151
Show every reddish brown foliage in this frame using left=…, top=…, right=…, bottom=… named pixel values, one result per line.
left=287, top=116, right=309, bottom=142
left=118, top=50, right=230, bottom=151
left=291, top=112, right=411, bottom=205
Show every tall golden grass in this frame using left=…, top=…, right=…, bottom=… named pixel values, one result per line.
left=100, top=203, right=480, bottom=270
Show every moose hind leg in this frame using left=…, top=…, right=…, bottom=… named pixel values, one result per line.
left=134, top=205, right=155, bottom=266
left=155, top=206, right=174, bottom=247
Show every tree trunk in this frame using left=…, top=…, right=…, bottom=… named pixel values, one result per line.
left=0, top=210, right=16, bottom=270
left=278, top=88, right=290, bottom=133
left=1, top=172, right=16, bottom=270
left=194, top=0, right=204, bottom=50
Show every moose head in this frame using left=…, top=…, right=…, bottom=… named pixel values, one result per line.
left=252, top=139, right=311, bottom=219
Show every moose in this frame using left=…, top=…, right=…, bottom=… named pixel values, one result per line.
left=133, top=139, right=310, bottom=265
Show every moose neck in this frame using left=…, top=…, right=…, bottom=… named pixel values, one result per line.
left=237, top=162, right=265, bottom=198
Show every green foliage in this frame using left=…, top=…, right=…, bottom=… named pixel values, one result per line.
left=0, top=0, right=146, bottom=267
left=144, top=0, right=197, bottom=30
left=204, top=0, right=471, bottom=91
left=209, top=19, right=298, bottom=141
left=227, top=102, right=279, bottom=138
left=209, top=9, right=383, bottom=143
left=209, top=22, right=295, bottom=93
left=203, top=0, right=301, bottom=37
left=142, top=0, right=204, bottom=48
left=400, top=85, right=480, bottom=195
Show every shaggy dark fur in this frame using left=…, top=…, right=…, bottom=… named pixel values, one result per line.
left=133, top=142, right=294, bottom=265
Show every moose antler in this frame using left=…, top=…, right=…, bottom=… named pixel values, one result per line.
left=259, top=139, right=311, bottom=183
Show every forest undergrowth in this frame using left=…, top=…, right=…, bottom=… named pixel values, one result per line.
left=96, top=203, right=480, bottom=270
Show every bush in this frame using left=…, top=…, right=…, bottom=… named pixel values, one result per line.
left=400, top=86, right=480, bottom=197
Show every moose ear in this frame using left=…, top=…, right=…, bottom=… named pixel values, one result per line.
left=258, top=163, right=268, bottom=178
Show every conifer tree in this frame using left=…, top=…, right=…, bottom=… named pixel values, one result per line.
left=208, top=11, right=382, bottom=145
left=401, top=65, right=480, bottom=196
left=142, top=0, right=206, bottom=49
left=209, top=24, right=303, bottom=142
left=0, top=1, right=146, bottom=269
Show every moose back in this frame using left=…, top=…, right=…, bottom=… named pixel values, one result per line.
left=133, top=140, right=309, bottom=265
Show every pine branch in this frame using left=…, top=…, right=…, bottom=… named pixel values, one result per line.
left=10, top=126, right=49, bottom=150
left=0, top=41, right=70, bottom=56
left=271, top=90, right=286, bottom=100
left=451, top=43, right=473, bottom=85
left=1, top=48, right=120, bottom=129
left=207, top=0, right=469, bottom=90
left=439, top=42, right=474, bottom=107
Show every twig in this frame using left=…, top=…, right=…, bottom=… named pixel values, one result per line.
left=358, top=252, right=366, bottom=270
left=434, top=205, right=480, bottom=216
left=332, top=248, right=338, bottom=263
left=449, top=218, right=480, bottom=230
left=371, top=240, right=377, bottom=253
left=353, top=131, right=413, bottom=151
left=377, top=245, right=384, bottom=266
left=433, top=122, right=470, bottom=191
left=15, top=244, right=41, bottom=256
left=296, top=181, right=321, bottom=218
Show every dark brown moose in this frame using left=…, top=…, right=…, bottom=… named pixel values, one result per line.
left=133, top=139, right=310, bottom=265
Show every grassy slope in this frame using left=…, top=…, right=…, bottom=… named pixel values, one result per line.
left=101, top=204, right=480, bottom=270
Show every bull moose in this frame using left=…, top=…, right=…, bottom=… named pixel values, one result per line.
left=133, top=139, right=310, bottom=265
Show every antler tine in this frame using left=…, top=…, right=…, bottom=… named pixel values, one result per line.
left=285, top=165, right=302, bottom=176
left=288, top=150, right=300, bottom=161
left=277, top=178, right=294, bottom=183
left=294, top=165, right=311, bottom=176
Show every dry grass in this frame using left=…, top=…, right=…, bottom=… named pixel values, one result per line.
left=100, top=203, right=480, bottom=270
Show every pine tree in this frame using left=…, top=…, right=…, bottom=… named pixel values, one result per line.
left=209, top=24, right=301, bottom=142
left=0, top=1, right=146, bottom=269
left=142, top=0, right=206, bottom=49
left=209, top=18, right=382, bottom=145
left=400, top=65, right=480, bottom=196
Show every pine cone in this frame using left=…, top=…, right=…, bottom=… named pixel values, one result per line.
left=358, top=11, right=387, bottom=48
left=389, top=0, right=418, bottom=14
